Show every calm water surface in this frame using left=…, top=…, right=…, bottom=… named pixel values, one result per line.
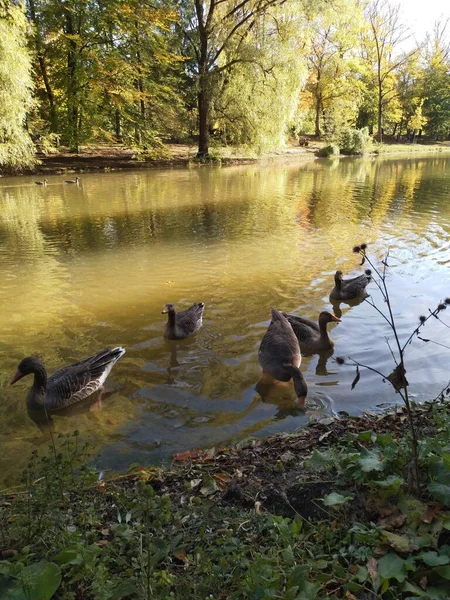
left=1, top=155, right=450, bottom=483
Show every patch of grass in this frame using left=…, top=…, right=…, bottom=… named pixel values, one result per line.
left=1, top=401, right=450, bottom=598
left=373, top=142, right=450, bottom=155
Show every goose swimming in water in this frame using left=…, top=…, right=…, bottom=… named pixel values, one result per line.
left=10, top=347, right=125, bottom=413
left=329, top=269, right=372, bottom=302
left=162, top=302, right=205, bottom=340
left=283, top=311, right=341, bottom=353
left=258, top=308, right=308, bottom=407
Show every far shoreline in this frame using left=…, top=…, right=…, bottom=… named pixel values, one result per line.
left=2, top=140, right=450, bottom=178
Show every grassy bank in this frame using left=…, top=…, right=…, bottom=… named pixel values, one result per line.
left=374, top=142, right=450, bottom=156
left=3, top=139, right=449, bottom=177
left=1, top=399, right=450, bottom=599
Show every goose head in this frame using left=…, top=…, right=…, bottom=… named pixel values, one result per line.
left=162, top=303, right=175, bottom=314
left=292, top=369, right=308, bottom=408
left=318, top=311, right=341, bottom=325
left=10, top=356, right=44, bottom=385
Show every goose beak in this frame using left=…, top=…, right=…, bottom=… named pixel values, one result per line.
left=331, top=314, right=341, bottom=323
left=10, top=370, right=24, bottom=385
left=296, top=396, right=306, bottom=409
left=161, top=308, right=168, bottom=314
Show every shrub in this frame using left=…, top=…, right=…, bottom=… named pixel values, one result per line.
left=336, top=127, right=373, bottom=155
left=317, top=144, right=340, bottom=157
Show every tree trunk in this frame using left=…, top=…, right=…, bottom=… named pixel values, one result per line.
left=397, top=118, right=403, bottom=141
left=392, top=122, right=397, bottom=137
left=197, top=83, right=209, bottom=158
left=64, top=6, right=79, bottom=152
left=377, top=82, right=383, bottom=143
left=28, top=0, right=58, bottom=132
left=314, top=94, right=322, bottom=137
left=195, top=0, right=209, bottom=158
left=115, top=109, right=121, bottom=140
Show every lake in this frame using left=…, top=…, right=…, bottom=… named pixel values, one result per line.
left=1, top=154, right=450, bottom=484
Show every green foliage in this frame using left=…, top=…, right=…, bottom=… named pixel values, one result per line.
left=1, top=402, right=450, bottom=598
left=0, top=1, right=36, bottom=170
left=0, top=561, right=61, bottom=600
left=335, top=126, right=373, bottom=155
left=317, top=143, right=340, bottom=157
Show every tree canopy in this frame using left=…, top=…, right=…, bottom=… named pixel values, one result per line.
left=0, top=0, right=449, bottom=168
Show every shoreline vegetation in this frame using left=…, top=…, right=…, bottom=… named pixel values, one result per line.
left=2, top=139, right=450, bottom=178
left=1, top=399, right=450, bottom=598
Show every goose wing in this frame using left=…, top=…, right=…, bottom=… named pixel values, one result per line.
left=47, top=347, right=125, bottom=409
left=176, top=303, right=205, bottom=335
left=259, top=309, right=301, bottom=375
left=342, top=273, right=371, bottom=295
left=283, top=313, right=320, bottom=334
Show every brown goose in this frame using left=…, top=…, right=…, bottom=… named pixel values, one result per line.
left=35, top=179, right=48, bottom=186
left=283, top=311, right=341, bottom=353
left=64, top=177, right=80, bottom=185
left=258, top=308, right=308, bottom=407
left=10, top=347, right=125, bottom=412
left=329, top=269, right=371, bottom=302
left=162, top=302, right=205, bottom=340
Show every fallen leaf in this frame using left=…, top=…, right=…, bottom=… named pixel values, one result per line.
left=200, top=476, right=219, bottom=497
left=173, top=549, right=187, bottom=563
left=378, top=513, right=406, bottom=529
left=173, top=449, right=202, bottom=462
left=345, top=592, right=357, bottom=600
left=382, top=530, right=412, bottom=552
left=421, top=504, right=442, bottom=523
left=280, top=451, right=296, bottom=463
left=420, top=576, right=427, bottom=590
left=213, top=473, right=230, bottom=487
left=367, top=557, right=378, bottom=582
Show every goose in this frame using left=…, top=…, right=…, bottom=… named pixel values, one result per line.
left=64, top=177, right=80, bottom=185
left=258, top=308, right=308, bottom=407
left=283, top=311, right=341, bottom=353
left=162, top=302, right=205, bottom=340
left=35, top=179, right=48, bottom=186
left=10, top=347, right=125, bottom=413
left=329, top=269, right=372, bottom=302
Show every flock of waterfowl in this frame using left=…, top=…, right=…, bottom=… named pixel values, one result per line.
left=10, top=266, right=371, bottom=425
left=34, top=176, right=80, bottom=186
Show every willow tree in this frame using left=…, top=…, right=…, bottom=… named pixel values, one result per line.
left=212, top=5, right=308, bottom=151
left=180, top=0, right=296, bottom=158
left=0, top=0, right=35, bottom=169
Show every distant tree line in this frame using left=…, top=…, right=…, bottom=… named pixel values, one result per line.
left=1, top=0, right=449, bottom=168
